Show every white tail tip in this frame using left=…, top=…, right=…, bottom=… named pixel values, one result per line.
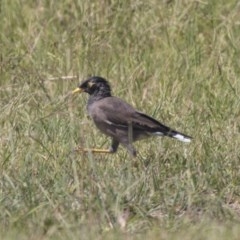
left=174, top=134, right=192, bottom=143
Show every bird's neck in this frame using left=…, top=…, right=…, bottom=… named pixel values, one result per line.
left=88, top=91, right=112, bottom=105
left=90, top=87, right=111, bottom=99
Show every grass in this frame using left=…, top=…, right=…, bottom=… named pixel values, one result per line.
left=1, top=0, right=240, bottom=239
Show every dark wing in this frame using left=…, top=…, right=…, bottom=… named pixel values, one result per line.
left=97, top=97, right=172, bottom=135
left=130, top=111, right=192, bottom=141
left=93, top=97, right=192, bottom=142
left=131, top=111, right=172, bottom=134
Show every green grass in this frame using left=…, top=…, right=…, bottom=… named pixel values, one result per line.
left=1, top=0, right=240, bottom=239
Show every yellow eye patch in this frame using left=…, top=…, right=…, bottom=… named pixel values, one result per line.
left=88, top=81, right=95, bottom=88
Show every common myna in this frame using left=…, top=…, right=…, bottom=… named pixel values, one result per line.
left=72, top=76, right=192, bottom=157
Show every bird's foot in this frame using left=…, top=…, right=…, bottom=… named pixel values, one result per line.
left=74, top=146, right=114, bottom=154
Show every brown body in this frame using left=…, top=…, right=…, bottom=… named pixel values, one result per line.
left=73, top=76, right=192, bottom=156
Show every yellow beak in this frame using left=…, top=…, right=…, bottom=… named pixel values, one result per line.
left=72, top=87, right=83, bottom=94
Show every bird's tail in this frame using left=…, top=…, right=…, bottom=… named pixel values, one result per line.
left=168, top=130, right=192, bottom=143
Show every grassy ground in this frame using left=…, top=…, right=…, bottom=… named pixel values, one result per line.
left=1, top=0, right=240, bottom=239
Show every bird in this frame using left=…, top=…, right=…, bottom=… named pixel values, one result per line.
left=72, top=76, right=192, bottom=157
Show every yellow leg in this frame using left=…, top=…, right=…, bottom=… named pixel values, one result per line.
left=74, top=146, right=113, bottom=154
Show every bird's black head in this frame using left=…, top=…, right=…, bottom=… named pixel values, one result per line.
left=72, top=76, right=112, bottom=98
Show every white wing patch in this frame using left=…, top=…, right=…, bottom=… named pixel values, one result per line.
left=104, top=120, right=127, bottom=128
left=105, top=120, right=114, bottom=125
left=152, top=132, right=164, bottom=136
